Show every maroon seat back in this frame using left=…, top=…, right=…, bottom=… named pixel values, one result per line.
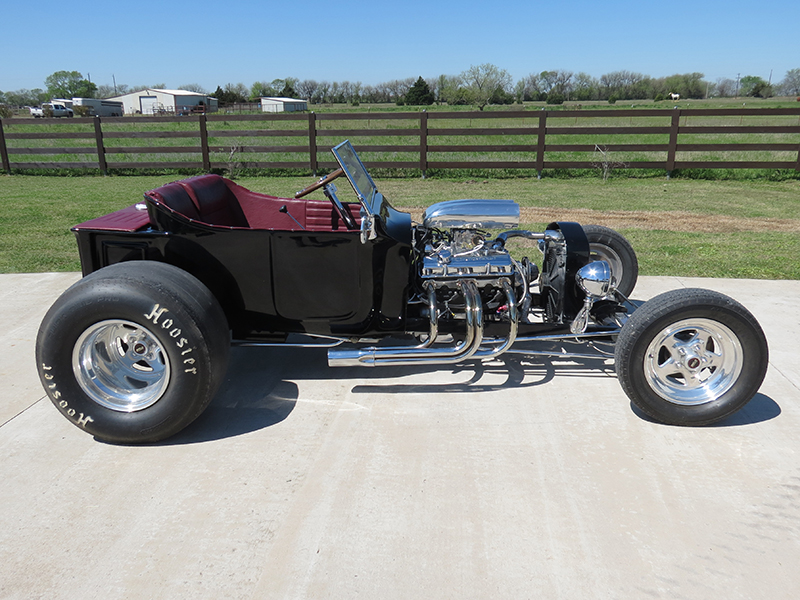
left=181, top=175, right=249, bottom=227
left=146, top=183, right=201, bottom=221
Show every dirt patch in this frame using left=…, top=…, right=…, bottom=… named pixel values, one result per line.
left=406, top=207, right=800, bottom=233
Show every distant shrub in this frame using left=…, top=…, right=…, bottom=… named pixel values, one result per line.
left=490, top=87, right=515, bottom=105
left=405, top=77, right=435, bottom=106
left=546, top=93, right=565, bottom=105
left=0, top=104, right=12, bottom=119
left=608, top=94, right=619, bottom=105
left=654, top=94, right=665, bottom=102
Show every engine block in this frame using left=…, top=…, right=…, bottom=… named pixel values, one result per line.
left=420, top=228, right=517, bottom=284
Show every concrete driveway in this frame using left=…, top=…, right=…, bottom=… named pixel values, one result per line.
left=1, top=273, right=799, bottom=600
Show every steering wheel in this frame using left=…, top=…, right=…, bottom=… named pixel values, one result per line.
left=295, top=168, right=357, bottom=230
left=294, top=168, right=344, bottom=199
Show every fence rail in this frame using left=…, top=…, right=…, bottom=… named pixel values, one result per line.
left=1, top=108, right=799, bottom=176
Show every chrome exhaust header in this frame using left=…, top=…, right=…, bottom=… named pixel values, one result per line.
left=328, top=278, right=519, bottom=368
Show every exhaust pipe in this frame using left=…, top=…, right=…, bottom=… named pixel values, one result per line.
left=473, top=279, right=518, bottom=359
left=328, top=278, right=518, bottom=368
left=328, top=280, right=485, bottom=367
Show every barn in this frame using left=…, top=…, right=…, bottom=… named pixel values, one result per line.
left=260, top=97, right=308, bottom=113
left=108, top=89, right=219, bottom=115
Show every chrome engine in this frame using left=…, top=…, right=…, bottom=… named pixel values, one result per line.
left=328, top=199, right=616, bottom=367
left=420, top=198, right=520, bottom=283
left=421, top=230, right=517, bottom=282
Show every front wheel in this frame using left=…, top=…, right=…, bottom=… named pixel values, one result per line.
left=615, top=288, right=768, bottom=425
left=583, top=224, right=638, bottom=297
left=36, top=261, right=230, bottom=443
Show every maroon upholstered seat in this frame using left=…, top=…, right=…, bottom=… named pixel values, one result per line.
left=146, top=174, right=361, bottom=232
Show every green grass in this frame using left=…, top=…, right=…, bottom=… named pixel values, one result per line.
left=1, top=174, right=799, bottom=278
left=621, top=230, right=800, bottom=279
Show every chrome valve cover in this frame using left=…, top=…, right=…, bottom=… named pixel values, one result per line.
left=421, top=251, right=516, bottom=281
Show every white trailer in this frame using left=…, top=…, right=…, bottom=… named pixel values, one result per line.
left=71, top=98, right=124, bottom=117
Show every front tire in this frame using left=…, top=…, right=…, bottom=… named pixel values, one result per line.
left=615, top=288, right=768, bottom=426
left=36, top=262, right=230, bottom=443
left=583, top=224, right=638, bottom=297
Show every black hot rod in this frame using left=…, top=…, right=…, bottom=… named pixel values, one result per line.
left=37, top=141, right=769, bottom=443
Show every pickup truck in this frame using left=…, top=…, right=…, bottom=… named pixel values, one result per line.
left=29, top=102, right=74, bottom=118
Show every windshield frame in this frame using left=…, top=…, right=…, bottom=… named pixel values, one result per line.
left=331, top=140, right=378, bottom=214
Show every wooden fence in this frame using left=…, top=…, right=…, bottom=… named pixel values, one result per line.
left=1, top=108, right=799, bottom=176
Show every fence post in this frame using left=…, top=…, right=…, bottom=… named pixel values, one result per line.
left=198, top=114, right=211, bottom=171
left=308, top=112, right=317, bottom=175
left=0, top=119, right=10, bottom=174
left=93, top=116, right=108, bottom=175
left=666, top=109, right=680, bottom=178
left=420, top=110, right=428, bottom=178
left=535, top=111, right=547, bottom=178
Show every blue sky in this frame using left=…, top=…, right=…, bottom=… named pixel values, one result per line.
left=2, top=0, right=798, bottom=93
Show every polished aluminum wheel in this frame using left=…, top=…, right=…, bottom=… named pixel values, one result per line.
left=72, top=320, right=170, bottom=412
left=644, top=318, right=743, bottom=406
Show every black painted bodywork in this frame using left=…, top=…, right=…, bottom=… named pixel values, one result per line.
left=72, top=175, right=590, bottom=342
left=72, top=180, right=413, bottom=340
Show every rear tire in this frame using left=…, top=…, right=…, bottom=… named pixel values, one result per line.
left=583, top=224, right=638, bottom=297
left=615, top=288, right=768, bottom=426
left=36, top=262, right=230, bottom=443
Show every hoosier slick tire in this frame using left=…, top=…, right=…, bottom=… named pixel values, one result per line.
left=36, top=261, right=230, bottom=444
left=615, top=288, right=768, bottom=426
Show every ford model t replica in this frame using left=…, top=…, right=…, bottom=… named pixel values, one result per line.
left=37, top=141, right=769, bottom=443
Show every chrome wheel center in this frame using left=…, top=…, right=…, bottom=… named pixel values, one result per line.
left=644, top=318, right=743, bottom=406
left=72, top=320, right=171, bottom=412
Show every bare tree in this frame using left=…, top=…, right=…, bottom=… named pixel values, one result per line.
left=572, top=72, right=598, bottom=100
left=715, top=78, right=737, bottom=97
left=460, top=64, right=512, bottom=110
left=315, top=81, right=331, bottom=103
left=350, top=81, right=363, bottom=103
left=296, top=79, right=319, bottom=101
left=778, top=68, right=800, bottom=96
left=97, top=83, right=129, bottom=98
left=384, top=78, right=415, bottom=103
left=178, top=83, right=208, bottom=94
left=515, top=74, right=541, bottom=102
left=225, top=83, right=250, bottom=99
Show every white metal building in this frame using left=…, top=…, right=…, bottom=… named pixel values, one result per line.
left=108, top=89, right=218, bottom=115
left=260, top=97, right=308, bottom=112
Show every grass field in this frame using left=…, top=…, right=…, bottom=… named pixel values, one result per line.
left=1, top=174, right=798, bottom=278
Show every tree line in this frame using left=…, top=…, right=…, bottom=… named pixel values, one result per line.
left=3, top=66, right=800, bottom=115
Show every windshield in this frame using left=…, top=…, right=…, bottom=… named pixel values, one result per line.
left=331, top=140, right=378, bottom=207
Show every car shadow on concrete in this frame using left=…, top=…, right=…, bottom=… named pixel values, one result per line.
left=161, top=340, right=780, bottom=444
left=629, top=393, right=780, bottom=428
left=349, top=354, right=617, bottom=395
left=157, top=346, right=301, bottom=445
